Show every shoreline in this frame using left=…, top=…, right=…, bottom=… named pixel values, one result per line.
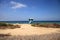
left=0, top=21, right=60, bottom=24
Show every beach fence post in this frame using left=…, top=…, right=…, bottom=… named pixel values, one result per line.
left=29, top=18, right=33, bottom=24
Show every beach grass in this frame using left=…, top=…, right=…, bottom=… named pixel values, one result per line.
left=31, top=23, right=60, bottom=28
left=0, top=22, right=20, bottom=29
left=0, top=33, right=60, bottom=40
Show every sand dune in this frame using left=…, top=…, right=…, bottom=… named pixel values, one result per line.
left=0, top=24, right=60, bottom=40
left=0, top=24, right=60, bottom=36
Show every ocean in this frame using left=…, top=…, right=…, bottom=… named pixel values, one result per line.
left=0, top=21, right=60, bottom=24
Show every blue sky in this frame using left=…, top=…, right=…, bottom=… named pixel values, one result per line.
left=0, top=0, right=60, bottom=21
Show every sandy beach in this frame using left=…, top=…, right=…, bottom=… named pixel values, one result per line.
left=0, top=24, right=60, bottom=40
left=0, top=24, right=60, bottom=36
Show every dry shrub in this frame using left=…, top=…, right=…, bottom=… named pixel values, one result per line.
left=31, top=23, right=60, bottom=28
left=0, top=22, right=21, bottom=29
left=0, top=33, right=11, bottom=37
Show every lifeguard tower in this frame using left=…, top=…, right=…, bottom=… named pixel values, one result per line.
left=29, top=18, right=33, bottom=24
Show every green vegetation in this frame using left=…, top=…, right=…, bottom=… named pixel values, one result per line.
left=0, top=22, right=20, bottom=29
left=0, top=22, right=7, bottom=26
left=31, top=23, right=60, bottom=28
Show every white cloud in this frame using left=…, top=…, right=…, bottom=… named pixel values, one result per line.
left=10, top=1, right=27, bottom=9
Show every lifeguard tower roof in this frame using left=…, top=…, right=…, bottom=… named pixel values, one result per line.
left=29, top=18, right=33, bottom=19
